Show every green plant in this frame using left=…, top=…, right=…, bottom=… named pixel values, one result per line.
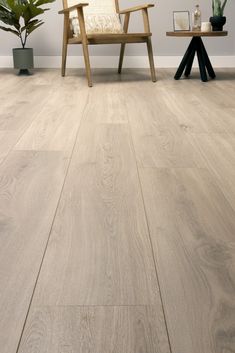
left=212, top=0, right=228, bottom=16
left=0, top=0, right=55, bottom=48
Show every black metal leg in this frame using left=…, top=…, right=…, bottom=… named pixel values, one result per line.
left=174, top=38, right=195, bottom=80
left=200, top=39, right=216, bottom=79
left=196, top=38, right=208, bottom=82
left=174, top=36, right=216, bottom=82
left=184, top=47, right=196, bottom=77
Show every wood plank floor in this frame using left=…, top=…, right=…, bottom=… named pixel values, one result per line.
left=0, top=68, right=235, bottom=353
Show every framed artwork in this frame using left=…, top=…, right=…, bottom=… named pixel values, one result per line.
left=173, top=11, right=190, bottom=31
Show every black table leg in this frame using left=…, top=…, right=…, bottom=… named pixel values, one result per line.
left=200, top=39, right=216, bottom=78
left=174, top=38, right=195, bottom=80
left=196, top=37, right=208, bottom=82
left=184, top=46, right=196, bottom=77
left=174, top=36, right=216, bottom=82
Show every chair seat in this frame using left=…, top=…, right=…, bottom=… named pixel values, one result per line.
left=68, top=32, right=152, bottom=44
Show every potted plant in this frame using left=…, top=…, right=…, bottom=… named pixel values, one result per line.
left=210, top=0, right=228, bottom=31
left=0, top=0, right=55, bottom=74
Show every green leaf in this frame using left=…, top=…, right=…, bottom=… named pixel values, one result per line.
left=212, top=0, right=228, bottom=16
left=35, top=0, right=54, bottom=6
left=0, top=1, right=9, bottom=10
left=0, top=24, right=19, bottom=35
left=221, top=0, right=228, bottom=14
left=0, top=0, right=55, bottom=43
left=6, top=0, right=23, bottom=19
left=26, top=20, right=43, bottom=34
left=21, top=17, right=38, bottom=30
left=0, top=7, right=21, bottom=28
left=23, top=3, right=43, bottom=23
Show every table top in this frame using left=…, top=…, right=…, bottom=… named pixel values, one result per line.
left=166, top=31, right=228, bottom=37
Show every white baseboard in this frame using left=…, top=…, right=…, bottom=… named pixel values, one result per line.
left=0, top=55, right=234, bottom=68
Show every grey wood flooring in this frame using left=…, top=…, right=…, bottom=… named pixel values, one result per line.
left=0, top=68, right=235, bottom=353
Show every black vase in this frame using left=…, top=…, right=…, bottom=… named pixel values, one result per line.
left=210, top=16, right=226, bottom=31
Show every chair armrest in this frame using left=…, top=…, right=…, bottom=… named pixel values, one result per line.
left=58, top=3, right=88, bottom=14
left=118, top=4, right=154, bottom=14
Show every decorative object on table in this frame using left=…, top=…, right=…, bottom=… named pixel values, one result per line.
left=210, top=0, right=228, bottom=31
left=173, top=11, right=190, bottom=31
left=201, top=22, right=212, bottom=32
left=192, top=4, right=201, bottom=31
left=0, top=0, right=55, bottom=74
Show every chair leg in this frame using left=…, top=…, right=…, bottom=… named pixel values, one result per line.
left=146, top=38, right=156, bottom=82
left=81, top=42, right=92, bottom=87
left=118, top=13, right=130, bottom=74
left=77, top=7, right=92, bottom=87
left=62, top=42, right=67, bottom=77
left=118, top=43, right=126, bottom=74
left=62, top=14, right=69, bottom=77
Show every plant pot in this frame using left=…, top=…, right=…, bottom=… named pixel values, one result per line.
left=12, top=48, right=34, bottom=75
left=209, top=16, right=226, bottom=31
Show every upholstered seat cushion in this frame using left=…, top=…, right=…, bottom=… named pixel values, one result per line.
left=71, top=13, right=123, bottom=35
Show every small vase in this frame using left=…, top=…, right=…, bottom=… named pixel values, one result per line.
left=12, top=48, right=34, bottom=75
left=209, top=16, right=226, bottom=31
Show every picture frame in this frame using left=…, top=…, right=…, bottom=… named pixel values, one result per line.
left=173, top=11, right=190, bottom=31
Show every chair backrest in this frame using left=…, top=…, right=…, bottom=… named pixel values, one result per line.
left=63, top=0, right=119, bottom=15
left=63, top=0, right=123, bottom=35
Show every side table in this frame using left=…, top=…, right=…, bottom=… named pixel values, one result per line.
left=166, top=31, right=228, bottom=82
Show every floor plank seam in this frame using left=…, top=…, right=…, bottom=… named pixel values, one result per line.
left=0, top=86, right=54, bottom=168
left=14, top=92, right=90, bottom=353
left=125, top=108, right=174, bottom=353
left=31, top=304, right=159, bottom=308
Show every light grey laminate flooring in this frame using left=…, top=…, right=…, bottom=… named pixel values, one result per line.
left=0, top=68, right=235, bottom=353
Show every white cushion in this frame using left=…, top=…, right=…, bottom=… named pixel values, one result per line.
left=71, top=13, right=123, bottom=35
left=67, top=0, right=122, bottom=35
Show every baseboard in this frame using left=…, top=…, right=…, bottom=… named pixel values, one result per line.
left=0, top=55, right=234, bottom=68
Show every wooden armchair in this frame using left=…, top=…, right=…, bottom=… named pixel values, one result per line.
left=59, top=0, right=156, bottom=86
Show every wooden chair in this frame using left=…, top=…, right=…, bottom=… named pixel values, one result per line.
left=59, top=0, right=156, bottom=86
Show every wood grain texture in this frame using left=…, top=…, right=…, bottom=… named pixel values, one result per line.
left=159, top=86, right=229, bottom=134
left=125, top=84, right=205, bottom=167
left=18, top=306, right=170, bottom=353
left=0, top=80, right=51, bottom=132
left=0, top=70, right=31, bottom=99
left=191, top=133, right=235, bottom=211
left=119, top=4, right=154, bottom=14
left=0, top=131, right=19, bottom=165
left=140, top=167, right=235, bottom=353
left=159, top=84, right=235, bottom=135
left=68, top=33, right=152, bottom=45
left=1, top=69, right=235, bottom=353
left=85, top=83, right=128, bottom=124
left=14, top=81, right=89, bottom=154
left=0, top=151, right=68, bottom=353
left=32, top=123, right=161, bottom=306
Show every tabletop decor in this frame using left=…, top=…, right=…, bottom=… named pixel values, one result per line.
left=173, top=11, right=190, bottom=31
left=210, top=0, right=228, bottom=31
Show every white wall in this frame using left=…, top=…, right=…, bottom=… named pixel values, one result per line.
left=0, top=0, right=234, bottom=58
